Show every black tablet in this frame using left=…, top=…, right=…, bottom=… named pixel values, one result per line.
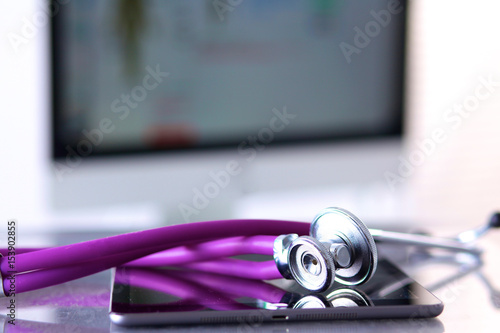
left=109, top=258, right=443, bottom=327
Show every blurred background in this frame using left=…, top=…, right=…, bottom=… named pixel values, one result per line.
left=0, top=0, right=499, bottom=234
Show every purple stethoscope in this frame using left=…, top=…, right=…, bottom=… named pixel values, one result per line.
left=1, top=207, right=498, bottom=297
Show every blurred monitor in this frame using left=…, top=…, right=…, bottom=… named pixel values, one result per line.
left=50, top=0, right=407, bottom=226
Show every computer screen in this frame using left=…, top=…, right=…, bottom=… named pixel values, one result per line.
left=52, top=0, right=406, bottom=159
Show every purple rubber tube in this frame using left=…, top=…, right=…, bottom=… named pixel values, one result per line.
left=167, top=269, right=287, bottom=303
left=1, top=235, right=276, bottom=268
left=5, top=248, right=281, bottom=295
left=181, top=258, right=282, bottom=280
left=2, top=221, right=308, bottom=295
left=5, top=240, right=224, bottom=295
left=8, top=252, right=143, bottom=294
left=125, top=235, right=276, bottom=267
left=115, top=267, right=252, bottom=311
left=1, top=219, right=308, bottom=274
left=4, top=247, right=282, bottom=295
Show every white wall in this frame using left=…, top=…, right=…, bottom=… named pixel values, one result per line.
left=405, top=0, right=500, bottom=226
left=0, top=1, right=51, bottom=229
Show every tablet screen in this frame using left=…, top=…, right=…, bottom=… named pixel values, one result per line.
left=110, top=259, right=443, bottom=325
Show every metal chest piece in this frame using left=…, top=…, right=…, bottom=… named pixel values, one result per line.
left=275, top=207, right=377, bottom=292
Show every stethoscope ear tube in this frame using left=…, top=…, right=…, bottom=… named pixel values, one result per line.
left=369, top=229, right=483, bottom=255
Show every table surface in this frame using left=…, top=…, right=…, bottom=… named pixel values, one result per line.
left=1, top=226, right=499, bottom=333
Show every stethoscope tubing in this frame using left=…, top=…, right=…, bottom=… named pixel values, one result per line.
left=119, top=267, right=287, bottom=305
left=2, top=211, right=491, bottom=296
left=5, top=247, right=281, bottom=294
left=0, top=236, right=276, bottom=268
left=2, top=219, right=308, bottom=273
left=124, top=235, right=276, bottom=267
left=1, top=236, right=280, bottom=294
left=1, top=219, right=309, bottom=296
left=168, top=269, right=288, bottom=303
left=180, top=257, right=281, bottom=280
left=115, top=267, right=252, bottom=311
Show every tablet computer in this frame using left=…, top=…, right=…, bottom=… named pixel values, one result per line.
left=109, top=258, right=443, bottom=327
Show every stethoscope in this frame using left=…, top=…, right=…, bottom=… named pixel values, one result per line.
left=1, top=207, right=498, bottom=297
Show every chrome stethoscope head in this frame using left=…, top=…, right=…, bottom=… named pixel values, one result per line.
left=274, top=207, right=377, bottom=292
left=274, top=207, right=500, bottom=292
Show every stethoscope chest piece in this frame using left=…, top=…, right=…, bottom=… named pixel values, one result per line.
left=288, top=236, right=335, bottom=292
left=277, top=207, right=378, bottom=292
left=311, top=207, right=378, bottom=286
